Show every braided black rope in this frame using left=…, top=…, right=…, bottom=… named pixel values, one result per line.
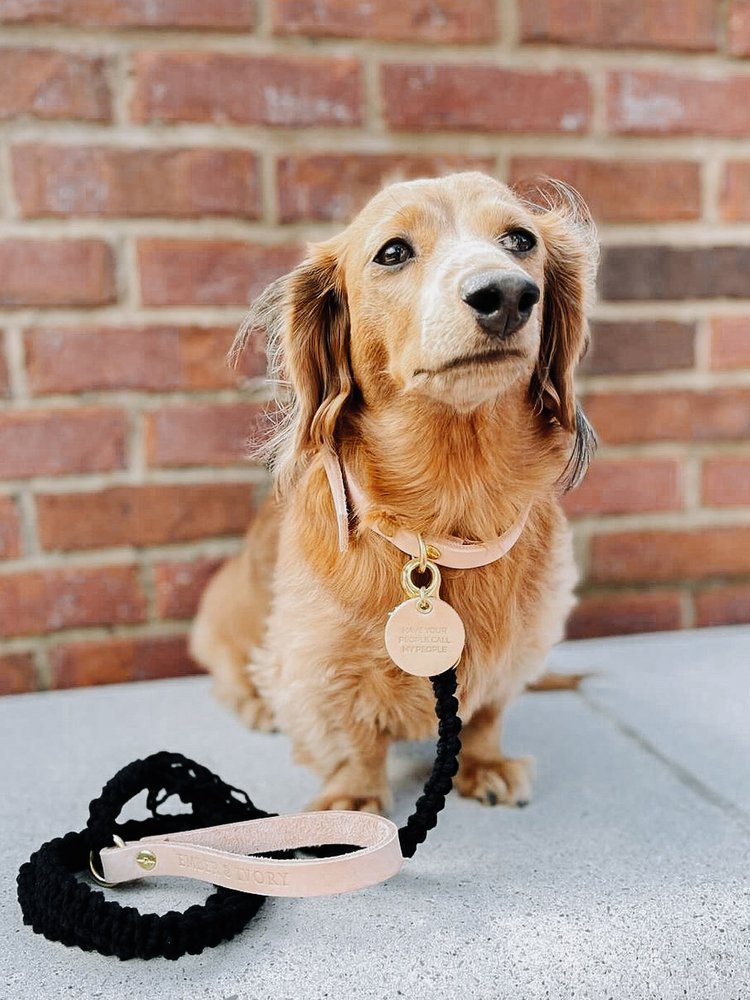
left=398, top=668, right=462, bottom=858
left=17, top=752, right=273, bottom=960
left=17, top=671, right=462, bottom=960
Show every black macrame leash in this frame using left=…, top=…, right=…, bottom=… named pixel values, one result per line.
left=17, top=669, right=462, bottom=961
left=397, top=670, right=462, bottom=857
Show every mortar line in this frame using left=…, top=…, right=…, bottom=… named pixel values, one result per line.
left=260, top=147, right=278, bottom=227
left=499, top=0, right=518, bottom=50
left=17, top=488, right=40, bottom=557
left=4, top=324, right=29, bottom=402
left=361, top=49, right=383, bottom=135
left=255, top=0, right=274, bottom=39
left=702, top=155, right=723, bottom=224
left=680, top=586, right=696, bottom=628
left=12, top=215, right=750, bottom=243
left=4, top=24, right=750, bottom=71
left=0, top=134, right=14, bottom=218
left=693, top=315, right=713, bottom=372
left=11, top=120, right=750, bottom=159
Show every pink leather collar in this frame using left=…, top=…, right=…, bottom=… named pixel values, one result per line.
left=321, top=447, right=529, bottom=569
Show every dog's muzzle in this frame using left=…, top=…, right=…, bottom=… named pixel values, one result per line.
left=460, top=270, right=540, bottom=339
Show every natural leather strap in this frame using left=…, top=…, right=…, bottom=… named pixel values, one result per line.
left=100, top=811, right=402, bottom=898
left=321, top=447, right=529, bottom=568
left=321, top=445, right=350, bottom=554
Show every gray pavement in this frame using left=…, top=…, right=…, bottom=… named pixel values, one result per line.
left=1, top=626, right=749, bottom=1000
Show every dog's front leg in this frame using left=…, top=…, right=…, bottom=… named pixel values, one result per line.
left=454, top=704, right=534, bottom=807
left=303, top=728, right=392, bottom=815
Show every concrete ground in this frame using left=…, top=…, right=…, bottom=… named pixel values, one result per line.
left=1, top=625, right=748, bottom=1000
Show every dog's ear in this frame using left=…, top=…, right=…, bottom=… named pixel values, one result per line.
left=514, top=178, right=598, bottom=488
left=232, top=242, right=353, bottom=488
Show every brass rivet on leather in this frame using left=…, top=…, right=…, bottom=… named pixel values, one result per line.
left=136, top=849, right=157, bottom=871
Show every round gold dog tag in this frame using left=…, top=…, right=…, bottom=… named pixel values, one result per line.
left=385, top=596, right=465, bottom=677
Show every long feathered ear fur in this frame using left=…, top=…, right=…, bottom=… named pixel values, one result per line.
left=232, top=242, right=353, bottom=491
left=514, top=178, right=599, bottom=490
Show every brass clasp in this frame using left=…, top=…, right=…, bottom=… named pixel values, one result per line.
left=401, top=535, right=442, bottom=608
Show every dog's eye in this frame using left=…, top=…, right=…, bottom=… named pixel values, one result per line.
left=373, top=239, right=414, bottom=267
left=498, top=229, right=536, bottom=254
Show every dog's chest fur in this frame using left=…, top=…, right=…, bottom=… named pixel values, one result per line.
left=262, top=475, right=577, bottom=741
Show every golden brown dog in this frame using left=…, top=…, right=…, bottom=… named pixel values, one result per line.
left=190, top=171, right=597, bottom=812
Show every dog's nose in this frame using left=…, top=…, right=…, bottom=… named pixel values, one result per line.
left=460, top=271, right=540, bottom=338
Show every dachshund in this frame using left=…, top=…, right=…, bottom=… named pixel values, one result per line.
left=190, top=171, right=597, bottom=812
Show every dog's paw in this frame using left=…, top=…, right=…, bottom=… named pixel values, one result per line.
left=237, top=694, right=276, bottom=732
left=455, top=755, right=534, bottom=807
left=213, top=681, right=277, bottom=732
left=306, top=791, right=388, bottom=814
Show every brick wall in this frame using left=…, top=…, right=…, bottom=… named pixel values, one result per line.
left=1, top=0, right=750, bottom=694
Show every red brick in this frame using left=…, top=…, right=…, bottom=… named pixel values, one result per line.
left=0, top=653, right=37, bottom=695
left=12, top=145, right=260, bottom=219
left=0, top=332, right=9, bottom=397
left=278, top=153, right=495, bottom=222
left=0, top=565, right=146, bottom=638
left=719, top=162, right=750, bottom=221
left=0, top=48, right=110, bottom=121
left=37, top=483, right=255, bottom=551
left=584, top=390, right=750, bottom=445
left=182, top=326, right=265, bottom=387
left=520, top=0, right=717, bottom=51
left=0, top=239, right=115, bottom=307
left=509, top=157, right=700, bottom=222
left=599, top=245, right=750, bottom=301
left=138, top=239, right=299, bottom=307
left=146, top=402, right=266, bottom=468
left=590, top=527, right=750, bottom=584
left=600, top=245, right=750, bottom=301
left=382, top=64, right=589, bottom=133
left=273, top=0, right=496, bottom=42
left=584, top=321, right=695, bottom=375
left=702, top=457, right=750, bottom=507
left=0, top=0, right=255, bottom=29
left=0, top=496, right=22, bottom=559
left=25, top=326, right=265, bottom=394
left=566, top=591, right=682, bottom=639
left=695, top=584, right=750, bottom=628
left=131, top=51, right=361, bottom=127
left=728, top=0, right=750, bottom=56
left=179, top=326, right=265, bottom=387
left=0, top=408, right=126, bottom=479
left=606, top=71, right=750, bottom=137
left=709, top=318, right=750, bottom=370
left=563, top=459, right=682, bottom=517
left=154, top=557, right=223, bottom=620
left=49, top=634, right=202, bottom=690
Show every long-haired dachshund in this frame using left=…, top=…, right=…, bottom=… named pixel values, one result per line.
left=190, top=171, right=597, bottom=812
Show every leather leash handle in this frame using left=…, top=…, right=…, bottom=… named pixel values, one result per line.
left=99, top=811, right=402, bottom=898
left=18, top=672, right=462, bottom=958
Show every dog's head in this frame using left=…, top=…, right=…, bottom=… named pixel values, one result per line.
left=237, top=171, right=597, bottom=490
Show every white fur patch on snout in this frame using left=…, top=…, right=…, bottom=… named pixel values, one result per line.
left=420, top=238, right=535, bottom=364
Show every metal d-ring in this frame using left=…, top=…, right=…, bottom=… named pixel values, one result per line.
left=88, top=835, right=126, bottom=888
left=401, top=556, right=441, bottom=600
